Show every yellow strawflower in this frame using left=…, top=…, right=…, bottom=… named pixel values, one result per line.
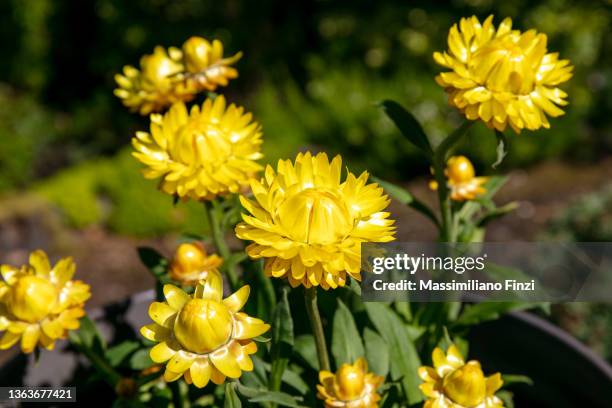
left=434, top=15, right=573, bottom=133
left=0, top=250, right=90, bottom=353
left=169, top=242, right=223, bottom=286
left=182, top=37, right=242, bottom=92
left=132, top=95, right=263, bottom=200
left=419, top=344, right=504, bottom=408
left=114, top=37, right=241, bottom=115
left=235, top=152, right=395, bottom=289
left=430, top=156, right=488, bottom=201
left=114, top=46, right=196, bottom=115
left=140, top=270, right=269, bottom=388
left=317, top=357, right=384, bottom=407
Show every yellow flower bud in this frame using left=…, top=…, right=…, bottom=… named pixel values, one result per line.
left=9, top=275, right=58, bottom=323
left=418, top=345, right=505, bottom=408
left=336, top=363, right=366, bottom=401
left=443, top=361, right=487, bottom=407
left=173, top=299, right=233, bottom=354
left=169, top=243, right=222, bottom=285
left=317, top=358, right=384, bottom=407
left=182, top=37, right=214, bottom=73
left=446, top=156, right=475, bottom=183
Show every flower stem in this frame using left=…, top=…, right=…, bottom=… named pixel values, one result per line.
left=433, top=120, right=473, bottom=243
left=68, top=334, right=121, bottom=387
left=304, top=287, right=330, bottom=372
left=203, top=199, right=238, bottom=289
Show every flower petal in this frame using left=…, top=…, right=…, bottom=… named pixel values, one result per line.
left=148, top=302, right=177, bottom=328
left=150, top=341, right=177, bottom=363
left=140, top=323, right=171, bottom=342
left=21, top=325, right=40, bottom=353
left=200, top=270, right=223, bottom=302
left=233, top=313, right=270, bottom=340
left=222, top=285, right=250, bottom=313
left=163, top=284, right=190, bottom=311
left=167, top=351, right=195, bottom=374
left=190, top=357, right=212, bottom=388
left=0, top=331, right=21, bottom=350
left=210, top=345, right=241, bottom=378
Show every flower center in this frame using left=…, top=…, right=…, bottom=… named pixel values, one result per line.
left=336, top=364, right=366, bottom=401
left=443, top=361, right=487, bottom=407
left=173, top=299, right=233, bottom=354
left=9, top=276, right=58, bottom=323
left=471, top=34, right=544, bottom=95
left=276, top=188, right=353, bottom=245
left=173, top=121, right=232, bottom=167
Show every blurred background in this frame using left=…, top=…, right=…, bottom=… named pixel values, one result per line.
left=0, top=0, right=610, bottom=362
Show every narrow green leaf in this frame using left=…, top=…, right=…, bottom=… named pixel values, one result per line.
left=76, top=315, right=106, bottom=353
left=497, top=390, right=515, bottom=408
left=365, top=303, right=422, bottom=404
left=502, top=374, right=534, bottom=386
left=454, top=302, right=547, bottom=326
left=364, top=328, right=389, bottom=377
left=373, top=176, right=439, bottom=227
left=106, top=340, right=140, bottom=367
left=331, top=299, right=365, bottom=366
left=129, top=348, right=154, bottom=370
left=492, top=130, right=508, bottom=168
left=476, top=202, right=518, bottom=227
left=380, top=100, right=433, bottom=154
left=457, top=176, right=509, bottom=221
left=137, top=247, right=168, bottom=279
left=269, top=288, right=294, bottom=393
left=236, top=384, right=304, bottom=407
left=225, top=383, right=243, bottom=408
left=293, top=335, right=319, bottom=371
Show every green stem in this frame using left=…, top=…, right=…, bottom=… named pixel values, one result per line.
left=68, top=336, right=121, bottom=387
left=304, top=287, right=330, bottom=372
left=433, top=120, right=473, bottom=243
left=203, top=199, right=238, bottom=289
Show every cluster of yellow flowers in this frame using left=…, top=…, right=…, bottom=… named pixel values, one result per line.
left=114, top=37, right=241, bottom=115
left=0, top=14, right=573, bottom=406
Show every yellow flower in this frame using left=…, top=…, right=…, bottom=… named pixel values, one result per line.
left=182, top=37, right=242, bottom=92
left=0, top=250, right=91, bottom=353
left=132, top=95, right=263, bottom=200
left=434, top=15, right=573, bottom=133
left=418, top=344, right=504, bottom=408
left=430, top=156, right=488, bottom=202
left=235, top=152, right=395, bottom=289
left=169, top=242, right=223, bottom=286
left=317, top=357, right=384, bottom=407
left=114, top=46, right=197, bottom=115
left=140, top=271, right=269, bottom=388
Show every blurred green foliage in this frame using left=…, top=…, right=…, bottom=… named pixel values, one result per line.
left=35, top=149, right=208, bottom=236
left=0, top=0, right=611, bottom=232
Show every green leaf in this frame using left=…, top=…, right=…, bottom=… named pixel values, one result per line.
left=502, top=374, right=534, bottom=386
left=225, top=383, right=242, bottom=408
left=129, top=348, right=154, bottom=370
left=364, top=328, right=389, bottom=377
left=73, top=315, right=106, bottom=353
left=492, top=130, right=508, bottom=168
left=269, top=288, right=294, bottom=392
left=293, top=335, right=319, bottom=371
left=106, top=340, right=140, bottom=367
left=454, top=302, right=547, bottom=326
left=380, top=100, right=433, bottom=155
left=331, top=299, right=365, bottom=366
left=456, top=176, right=509, bottom=222
left=137, top=247, right=168, bottom=279
left=236, top=384, right=304, bottom=407
left=373, top=176, right=439, bottom=227
left=497, top=390, right=515, bottom=408
left=365, top=303, right=422, bottom=404
left=476, top=202, right=518, bottom=227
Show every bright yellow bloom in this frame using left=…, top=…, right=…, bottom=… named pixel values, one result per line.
left=140, top=271, right=269, bottom=388
left=114, top=46, right=196, bottom=115
left=0, top=250, right=90, bottom=353
left=132, top=96, right=263, bottom=200
left=182, top=37, right=242, bottom=92
left=317, top=357, right=384, bottom=407
left=169, top=242, right=223, bottom=286
left=434, top=15, right=573, bottom=133
left=418, top=345, right=504, bottom=408
left=430, top=156, right=488, bottom=202
left=235, top=152, right=395, bottom=289
left=114, top=37, right=242, bottom=115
